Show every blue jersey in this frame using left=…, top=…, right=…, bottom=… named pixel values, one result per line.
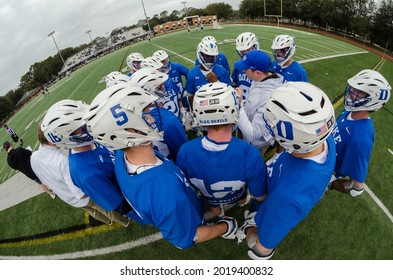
left=195, top=52, right=231, bottom=74
left=177, top=136, right=267, bottom=205
left=115, top=151, right=203, bottom=249
left=271, top=61, right=308, bottom=82
left=149, top=107, right=188, bottom=161
left=232, top=60, right=253, bottom=100
left=255, top=135, right=336, bottom=249
left=161, top=79, right=181, bottom=117
left=332, top=110, right=374, bottom=183
left=68, top=144, right=125, bottom=211
left=168, top=62, right=189, bottom=94
left=185, top=64, right=232, bottom=95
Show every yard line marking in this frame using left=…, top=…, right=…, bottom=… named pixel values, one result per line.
left=299, top=51, right=368, bottom=64
left=67, top=71, right=96, bottom=100
left=149, top=42, right=194, bottom=64
left=0, top=232, right=162, bottom=260
left=364, top=184, right=393, bottom=224
left=388, top=149, right=393, bottom=156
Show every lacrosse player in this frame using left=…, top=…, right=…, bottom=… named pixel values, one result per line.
left=329, top=70, right=391, bottom=197
left=271, top=35, right=308, bottom=82
left=238, top=82, right=336, bottom=260
left=177, top=82, right=267, bottom=218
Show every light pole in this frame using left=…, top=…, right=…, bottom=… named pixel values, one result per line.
left=141, top=0, right=152, bottom=34
left=86, top=29, right=93, bottom=43
left=181, top=1, right=188, bottom=18
left=47, top=30, right=65, bottom=66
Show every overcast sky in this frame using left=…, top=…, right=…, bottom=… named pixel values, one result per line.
left=0, top=0, right=240, bottom=96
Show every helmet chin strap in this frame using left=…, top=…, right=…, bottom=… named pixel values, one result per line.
left=139, top=141, right=152, bottom=146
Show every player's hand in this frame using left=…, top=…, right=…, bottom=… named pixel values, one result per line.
left=235, top=87, right=243, bottom=105
left=217, top=216, right=238, bottom=239
left=206, top=71, right=219, bottom=83
left=236, top=210, right=257, bottom=244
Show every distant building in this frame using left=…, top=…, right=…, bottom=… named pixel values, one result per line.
left=153, top=15, right=217, bottom=34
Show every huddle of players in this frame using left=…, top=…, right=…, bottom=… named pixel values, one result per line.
left=39, top=32, right=391, bottom=259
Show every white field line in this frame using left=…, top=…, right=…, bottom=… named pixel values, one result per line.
left=296, top=38, right=340, bottom=52
left=316, top=38, right=352, bottom=52
left=388, top=149, right=393, bottom=156
left=233, top=24, right=319, bottom=36
left=299, top=51, right=368, bottom=64
left=67, top=71, right=95, bottom=100
left=0, top=232, right=163, bottom=260
left=374, top=59, right=386, bottom=72
left=297, top=45, right=326, bottom=56
left=149, top=42, right=194, bottom=64
left=364, top=184, right=393, bottom=224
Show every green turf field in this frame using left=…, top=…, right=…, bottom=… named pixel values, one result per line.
left=0, top=24, right=392, bottom=260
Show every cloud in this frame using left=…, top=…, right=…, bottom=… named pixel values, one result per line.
left=0, top=0, right=239, bottom=95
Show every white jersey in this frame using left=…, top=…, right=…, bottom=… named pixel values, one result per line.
left=31, top=144, right=89, bottom=208
left=238, top=74, right=284, bottom=148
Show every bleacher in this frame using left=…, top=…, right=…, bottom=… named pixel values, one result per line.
left=59, top=27, right=147, bottom=74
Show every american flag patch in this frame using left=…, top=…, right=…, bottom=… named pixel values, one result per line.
left=199, top=100, right=209, bottom=106
left=315, top=124, right=327, bottom=136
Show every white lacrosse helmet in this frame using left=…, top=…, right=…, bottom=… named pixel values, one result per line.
left=202, top=36, right=217, bottom=44
left=126, top=53, right=144, bottom=71
left=344, top=69, right=391, bottom=112
left=128, top=68, right=170, bottom=101
left=41, top=99, right=94, bottom=148
left=197, top=37, right=218, bottom=70
left=263, top=82, right=335, bottom=153
left=193, top=82, right=239, bottom=126
left=271, top=35, right=296, bottom=66
left=153, top=50, right=171, bottom=73
left=140, top=56, right=164, bottom=71
left=236, top=32, right=259, bottom=58
left=105, top=71, right=129, bottom=88
left=84, top=85, right=163, bottom=150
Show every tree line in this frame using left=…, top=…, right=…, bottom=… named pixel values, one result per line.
left=1, top=0, right=392, bottom=122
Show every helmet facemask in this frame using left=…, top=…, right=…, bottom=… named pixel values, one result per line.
left=272, top=47, right=292, bottom=66
left=69, top=125, right=95, bottom=146
left=160, top=57, right=171, bottom=73
left=131, top=60, right=142, bottom=71
left=145, top=83, right=171, bottom=103
left=237, top=44, right=258, bottom=58
left=344, top=84, right=372, bottom=111
left=142, top=102, right=163, bottom=132
left=271, top=35, right=296, bottom=66
left=198, top=52, right=217, bottom=70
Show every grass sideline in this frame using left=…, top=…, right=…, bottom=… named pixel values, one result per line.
left=0, top=24, right=392, bottom=260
